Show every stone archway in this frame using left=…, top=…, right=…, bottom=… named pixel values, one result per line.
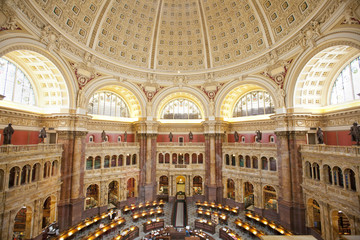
left=13, top=206, right=32, bottom=240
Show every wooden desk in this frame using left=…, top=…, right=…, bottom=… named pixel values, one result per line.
left=219, top=227, right=242, bottom=240
left=113, top=226, right=139, bottom=240
left=143, top=219, right=164, bottom=233
left=194, top=219, right=216, bottom=234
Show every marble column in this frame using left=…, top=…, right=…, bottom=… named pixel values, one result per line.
left=204, top=134, right=217, bottom=201
left=144, top=134, right=157, bottom=201
left=57, top=130, right=87, bottom=231
left=138, top=133, right=147, bottom=202
left=215, top=133, right=224, bottom=202
left=275, top=130, right=307, bottom=234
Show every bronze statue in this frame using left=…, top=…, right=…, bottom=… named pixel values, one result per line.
left=317, top=127, right=324, bottom=144
left=169, top=132, right=173, bottom=142
left=234, top=131, right=239, bottom=142
left=349, top=122, right=360, bottom=145
left=255, top=130, right=262, bottom=143
left=3, top=123, right=14, bottom=145
left=101, top=130, right=107, bottom=142
left=124, top=131, right=127, bottom=142
left=39, top=127, right=47, bottom=143
left=189, top=131, right=193, bottom=141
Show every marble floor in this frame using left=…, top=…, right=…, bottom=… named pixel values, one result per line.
left=67, top=202, right=280, bottom=240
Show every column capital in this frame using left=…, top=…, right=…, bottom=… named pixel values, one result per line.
left=270, top=113, right=322, bottom=132
left=202, top=120, right=228, bottom=134
left=133, top=120, right=159, bottom=134
left=42, top=113, right=91, bottom=132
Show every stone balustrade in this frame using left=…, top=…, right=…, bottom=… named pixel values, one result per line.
left=157, top=142, right=205, bottom=147
left=0, top=143, right=63, bottom=156
left=301, top=144, right=360, bottom=157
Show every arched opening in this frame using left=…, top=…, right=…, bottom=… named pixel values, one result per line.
left=172, top=153, right=177, bottom=164
left=198, top=153, right=203, bottom=164
left=261, top=157, right=268, bottom=170
left=160, top=98, right=202, bottom=119
left=86, top=156, right=93, bottom=170
left=245, top=155, right=251, bottom=168
left=13, top=206, right=32, bottom=240
left=331, top=211, right=351, bottom=236
left=323, top=165, right=332, bottom=184
left=232, top=90, right=275, bottom=117
left=305, top=161, right=312, bottom=178
left=9, top=166, right=20, bottom=188
left=344, top=169, right=356, bottom=191
left=239, top=155, right=244, bottom=167
left=126, top=154, right=131, bottom=165
left=118, top=155, right=123, bottom=166
left=225, top=154, right=230, bottom=165
left=165, top=153, right=170, bottom=163
left=252, top=156, right=258, bottom=169
left=231, top=155, right=236, bottom=166
left=20, top=165, right=31, bottom=185
left=178, top=153, right=184, bottom=164
left=192, top=153, right=197, bottom=164
left=95, top=156, right=101, bottom=169
left=51, top=160, right=58, bottom=176
left=333, top=166, right=343, bottom=187
left=227, top=179, right=235, bottom=200
left=43, top=161, right=51, bottom=178
left=132, top=154, right=137, bottom=165
left=313, top=163, right=320, bottom=180
left=159, top=176, right=169, bottom=195
left=31, top=163, right=41, bottom=182
left=127, top=178, right=136, bottom=198
left=269, top=157, right=277, bottom=171
left=307, top=199, right=321, bottom=234
left=184, top=153, right=190, bottom=164
left=85, top=184, right=99, bottom=209
left=108, top=181, right=119, bottom=206
left=104, top=155, right=110, bottom=168
left=159, top=153, right=164, bottom=164
left=244, top=182, right=254, bottom=210
left=263, top=186, right=277, bottom=211
left=111, top=155, right=117, bottom=167
left=42, top=196, right=55, bottom=229
left=193, top=176, right=202, bottom=195
left=176, top=176, right=185, bottom=194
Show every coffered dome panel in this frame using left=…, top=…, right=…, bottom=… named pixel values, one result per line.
left=31, top=0, right=326, bottom=73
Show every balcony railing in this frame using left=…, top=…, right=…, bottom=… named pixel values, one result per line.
left=86, top=142, right=139, bottom=149
left=157, top=142, right=205, bottom=147
left=301, top=144, right=360, bottom=157
left=223, top=143, right=277, bottom=149
left=0, top=144, right=63, bottom=154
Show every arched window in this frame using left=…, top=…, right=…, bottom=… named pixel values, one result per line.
left=192, top=153, right=197, bottom=164
left=0, top=58, right=35, bottom=105
left=161, top=98, right=201, bottom=119
left=313, top=163, right=320, bottom=180
left=344, top=169, right=356, bottom=191
left=21, top=165, right=31, bottom=185
left=165, top=153, right=170, bottom=163
left=118, top=155, right=123, bottom=166
left=198, top=153, right=203, bottom=164
left=104, top=155, right=110, bottom=168
left=9, top=167, right=20, bottom=188
left=323, top=165, right=332, bottom=184
left=252, top=156, right=258, bottom=169
left=43, top=162, right=51, bottom=178
left=159, top=153, right=164, bottom=164
left=245, top=155, right=251, bottom=168
left=86, top=156, right=93, bottom=170
left=32, top=163, right=41, bottom=182
left=305, top=161, right=312, bottom=178
left=264, top=186, right=277, bottom=211
left=94, top=156, right=101, bottom=169
left=231, top=155, right=236, bottom=166
left=261, top=157, right=268, bottom=170
left=330, top=56, right=360, bottom=105
left=88, top=91, right=130, bottom=117
left=333, top=167, right=343, bottom=187
left=111, top=155, right=117, bottom=167
left=225, top=154, right=230, bottom=165
left=51, top=161, right=58, bottom=176
left=233, top=91, right=274, bottom=117
left=126, top=154, right=131, bottom=165
left=193, top=176, right=202, bottom=195
left=89, top=135, right=94, bottom=142
left=132, top=154, right=137, bottom=165
left=269, top=157, right=277, bottom=171
left=239, top=155, right=244, bottom=167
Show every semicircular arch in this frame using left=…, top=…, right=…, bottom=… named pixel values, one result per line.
left=216, top=76, right=278, bottom=119
left=0, top=37, right=77, bottom=111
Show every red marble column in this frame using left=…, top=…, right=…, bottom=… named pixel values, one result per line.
left=57, top=130, right=87, bottom=231
left=275, top=131, right=307, bottom=234
left=215, top=133, right=224, bottom=202
left=138, top=133, right=147, bottom=202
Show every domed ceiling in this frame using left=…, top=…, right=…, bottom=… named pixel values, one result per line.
left=34, top=0, right=321, bottom=73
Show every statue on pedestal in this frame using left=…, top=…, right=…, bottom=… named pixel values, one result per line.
left=317, top=127, right=324, bottom=144
left=39, top=127, right=47, bottom=143
left=349, top=122, right=360, bottom=146
left=101, top=130, right=107, bottom=142
left=189, top=131, right=193, bottom=141
left=255, top=130, right=262, bottom=143
left=234, top=131, right=239, bottom=142
left=3, top=123, right=14, bottom=145
left=169, top=132, right=173, bottom=142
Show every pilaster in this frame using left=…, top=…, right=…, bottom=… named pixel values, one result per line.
left=56, top=127, right=88, bottom=231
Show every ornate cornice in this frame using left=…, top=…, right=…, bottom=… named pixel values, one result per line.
left=6, top=0, right=350, bottom=84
